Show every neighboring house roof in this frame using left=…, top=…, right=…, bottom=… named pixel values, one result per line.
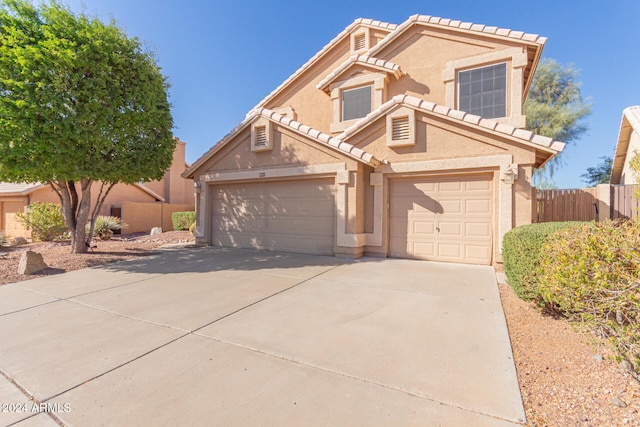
left=0, top=181, right=165, bottom=202
left=252, top=18, right=398, bottom=111
left=134, top=183, right=165, bottom=202
left=183, top=109, right=381, bottom=179
left=611, top=106, right=640, bottom=184
left=338, top=94, right=565, bottom=167
left=0, top=182, right=45, bottom=196
left=316, top=54, right=404, bottom=92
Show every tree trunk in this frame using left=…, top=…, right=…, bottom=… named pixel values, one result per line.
left=70, top=180, right=92, bottom=254
left=50, top=180, right=92, bottom=254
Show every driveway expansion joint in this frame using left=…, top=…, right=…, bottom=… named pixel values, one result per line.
left=189, top=264, right=342, bottom=334
left=190, top=334, right=524, bottom=426
left=1, top=370, right=63, bottom=427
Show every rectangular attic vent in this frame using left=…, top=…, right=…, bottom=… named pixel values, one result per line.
left=391, top=116, right=410, bottom=140
left=255, top=126, right=268, bottom=146
left=354, top=33, right=366, bottom=51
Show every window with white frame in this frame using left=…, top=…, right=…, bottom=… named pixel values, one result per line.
left=458, top=63, right=506, bottom=119
left=342, top=86, right=372, bottom=121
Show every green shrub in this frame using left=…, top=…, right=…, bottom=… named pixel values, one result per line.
left=536, top=220, right=640, bottom=373
left=91, top=216, right=125, bottom=240
left=16, top=202, right=68, bottom=242
left=172, top=211, right=195, bottom=231
left=502, top=221, right=584, bottom=300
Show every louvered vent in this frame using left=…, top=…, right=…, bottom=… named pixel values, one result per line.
left=392, top=116, right=410, bottom=140
left=354, top=33, right=366, bottom=51
left=255, top=126, right=267, bottom=146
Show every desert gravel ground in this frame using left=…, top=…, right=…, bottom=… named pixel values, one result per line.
left=1, top=233, right=639, bottom=426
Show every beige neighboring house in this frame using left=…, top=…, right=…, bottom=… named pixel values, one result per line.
left=184, top=14, right=565, bottom=265
left=611, top=106, right=640, bottom=185
left=1, top=138, right=194, bottom=239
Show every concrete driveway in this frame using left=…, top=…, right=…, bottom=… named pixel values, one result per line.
left=0, top=246, right=524, bottom=426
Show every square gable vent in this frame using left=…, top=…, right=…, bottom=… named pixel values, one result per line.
left=350, top=29, right=370, bottom=53
left=251, top=118, right=273, bottom=152
left=386, top=107, right=416, bottom=147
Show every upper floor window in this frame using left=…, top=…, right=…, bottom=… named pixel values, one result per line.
left=458, top=63, right=506, bottom=119
left=342, top=86, right=372, bottom=121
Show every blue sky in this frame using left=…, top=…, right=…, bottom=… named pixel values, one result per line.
left=52, top=0, right=640, bottom=188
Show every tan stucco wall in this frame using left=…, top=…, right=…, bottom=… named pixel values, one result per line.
left=620, top=130, right=640, bottom=184
left=0, top=199, right=31, bottom=239
left=121, top=202, right=195, bottom=234
left=382, top=26, right=520, bottom=106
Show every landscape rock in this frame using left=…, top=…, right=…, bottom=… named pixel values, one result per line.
left=620, top=360, right=633, bottom=372
left=12, top=236, right=27, bottom=246
left=17, top=251, right=48, bottom=275
left=612, top=397, right=628, bottom=408
left=150, top=227, right=162, bottom=235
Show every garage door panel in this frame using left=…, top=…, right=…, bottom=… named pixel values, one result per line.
left=390, top=175, right=493, bottom=265
left=438, top=243, right=462, bottom=258
left=413, top=242, right=436, bottom=257
left=465, top=199, right=491, bottom=214
left=439, top=199, right=461, bottom=213
left=465, top=180, right=492, bottom=191
left=438, top=222, right=462, bottom=236
left=438, top=181, right=462, bottom=192
left=466, top=222, right=491, bottom=237
left=465, top=245, right=492, bottom=262
left=212, top=179, right=335, bottom=256
left=413, top=220, right=436, bottom=236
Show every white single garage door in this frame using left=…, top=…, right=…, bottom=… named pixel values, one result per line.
left=211, top=178, right=335, bottom=256
left=389, top=174, right=493, bottom=264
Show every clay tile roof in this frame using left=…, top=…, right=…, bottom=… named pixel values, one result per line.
left=338, top=94, right=565, bottom=154
left=369, top=14, right=546, bottom=58
left=184, top=107, right=381, bottom=178
left=316, top=54, right=404, bottom=92
left=253, top=18, right=397, bottom=110
left=252, top=108, right=380, bottom=166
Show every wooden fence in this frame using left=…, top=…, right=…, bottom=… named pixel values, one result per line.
left=611, top=184, right=640, bottom=219
left=535, top=185, right=639, bottom=223
left=536, top=188, right=598, bottom=223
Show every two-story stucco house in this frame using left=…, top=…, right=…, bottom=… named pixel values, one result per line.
left=184, top=14, right=565, bottom=265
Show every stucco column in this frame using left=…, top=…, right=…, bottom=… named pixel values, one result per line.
left=498, top=163, right=516, bottom=254
left=596, top=184, right=612, bottom=221
left=365, top=172, right=384, bottom=247
left=194, top=181, right=208, bottom=244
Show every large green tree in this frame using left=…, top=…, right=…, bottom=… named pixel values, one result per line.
left=524, top=58, right=591, bottom=183
left=580, top=155, right=612, bottom=186
left=0, top=0, right=174, bottom=253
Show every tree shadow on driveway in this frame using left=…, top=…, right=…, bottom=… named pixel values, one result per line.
left=95, top=245, right=354, bottom=275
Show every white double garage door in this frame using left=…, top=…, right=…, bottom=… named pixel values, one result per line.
left=211, top=174, right=493, bottom=264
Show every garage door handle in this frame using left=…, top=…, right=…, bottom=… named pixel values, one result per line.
left=435, top=222, right=440, bottom=232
